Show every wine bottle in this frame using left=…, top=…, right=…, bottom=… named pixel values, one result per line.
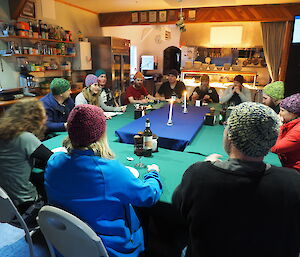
left=143, top=118, right=153, bottom=157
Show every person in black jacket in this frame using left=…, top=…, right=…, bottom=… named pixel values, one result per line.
left=190, top=74, right=219, bottom=104
left=173, top=102, right=300, bottom=257
left=156, top=69, right=186, bottom=103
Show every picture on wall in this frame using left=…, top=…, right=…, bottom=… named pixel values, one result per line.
left=131, top=12, right=139, bottom=23
left=168, top=10, right=177, bottom=21
left=159, top=11, right=167, bottom=22
left=21, top=1, right=36, bottom=18
left=149, top=11, right=157, bottom=23
left=140, top=12, right=148, bottom=23
left=188, top=10, right=196, bottom=21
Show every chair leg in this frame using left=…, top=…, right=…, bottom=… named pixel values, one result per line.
left=15, top=211, right=35, bottom=257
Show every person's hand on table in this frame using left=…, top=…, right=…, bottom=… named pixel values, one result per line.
left=64, top=122, right=68, bottom=129
left=121, top=106, right=127, bottom=112
left=140, top=99, right=149, bottom=104
left=105, top=115, right=112, bottom=120
left=203, top=95, right=211, bottom=101
left=147, top=164, right=160, bottom=173
left=205, top=154, right=223, bottom=163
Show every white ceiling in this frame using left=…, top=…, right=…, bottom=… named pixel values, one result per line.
left=63, top=0, right=300, bottom=13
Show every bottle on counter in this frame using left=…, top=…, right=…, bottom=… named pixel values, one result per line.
left=37, top=20, right=42, bottom=38
left=143, top=118, right=153, bottom=157
left=44, top=24, right=48, bottom=39
left=28, top=21, right=33, bottom=38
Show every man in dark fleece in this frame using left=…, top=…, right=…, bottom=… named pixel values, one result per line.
left=173, top=102, right=300, bottom=257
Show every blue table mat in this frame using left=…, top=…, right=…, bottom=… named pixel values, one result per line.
left=115, top=104, right=209, bottom=151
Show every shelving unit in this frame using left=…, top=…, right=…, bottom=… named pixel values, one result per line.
left=0, top=35, right=76, bottom=80
left=1, top=54, right=75, bottom=57
left=0, top=35, right=75, bottom=44
left=181, top=70, right=257, bottom=89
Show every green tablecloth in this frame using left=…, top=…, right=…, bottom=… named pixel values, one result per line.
left=43, top=134, right=204, bottom=204
left=184, top=124, right=281, bottom=166
left=42, top=103, right=281, bottom=203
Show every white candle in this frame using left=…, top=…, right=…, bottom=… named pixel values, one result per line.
left=184, top=91, right=187, bottom=109
left=168, top=99, right=174, bottom=122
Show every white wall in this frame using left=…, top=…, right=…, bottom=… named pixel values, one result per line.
left=181, top=21, right=263, bottom=48
left=0, top=0, right=101, bottom=89
left=101, top=24, right=181, bottom=75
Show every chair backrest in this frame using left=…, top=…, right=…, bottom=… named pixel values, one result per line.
left=0, top=187, right=16, bottom=222
left=0, top=186, right=35, bottom=257
left=38, top=205, right=108, bottom=257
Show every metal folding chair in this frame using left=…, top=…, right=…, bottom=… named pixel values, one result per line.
left=38, top=205, right=108, bottom=257
left=0, top=186, right=35, bottom=257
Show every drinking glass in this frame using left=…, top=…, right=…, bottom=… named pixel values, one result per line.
left=134, top=145, right=145, bottom=168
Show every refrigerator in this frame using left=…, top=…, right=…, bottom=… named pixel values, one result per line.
left=89, top=36, right=130, bottom=103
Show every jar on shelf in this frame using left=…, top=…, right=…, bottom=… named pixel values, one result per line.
left=50, top=59, right=59, bottom=70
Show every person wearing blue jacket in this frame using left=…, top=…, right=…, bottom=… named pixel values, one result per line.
left=45, top=104, right=162, bottom=257
left=40, top=78, right=74, bottom=132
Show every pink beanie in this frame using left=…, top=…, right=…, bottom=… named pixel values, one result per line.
left=67, top=104, right=106, bottom=147
left=85, top=74, right=98, bottom=87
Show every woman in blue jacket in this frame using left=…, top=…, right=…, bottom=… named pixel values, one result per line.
left=45, top=104, right=162, bottom=257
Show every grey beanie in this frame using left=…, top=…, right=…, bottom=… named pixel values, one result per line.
left=227, top=102, right=280, bottom=158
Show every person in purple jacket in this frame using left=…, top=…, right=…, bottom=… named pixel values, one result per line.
left=40, top=78, right=74, bottom=133
left=45, top=104, right=162, bottom=257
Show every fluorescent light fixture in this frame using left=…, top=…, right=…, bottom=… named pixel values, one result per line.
left=210, top=26, right=243, bottom=45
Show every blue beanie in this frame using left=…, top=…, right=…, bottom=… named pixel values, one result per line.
left=95, top=69, right=106, bottom=77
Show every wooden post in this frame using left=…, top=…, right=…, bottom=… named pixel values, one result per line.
left=8, top=0, right=28, bottom=20
left=279, top=21, right=293, bottom=81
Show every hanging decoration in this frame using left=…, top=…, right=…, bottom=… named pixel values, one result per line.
left=176, top=0, right=186, bottom=32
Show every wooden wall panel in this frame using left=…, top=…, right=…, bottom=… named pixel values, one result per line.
left=9, top=0, right=29, bottom=20
left=99, top=4, right=300, bottom=27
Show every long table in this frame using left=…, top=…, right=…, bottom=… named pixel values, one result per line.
left=115, top=104, right=209, bottom=151
left=184, top=123, right=281, bottom=166
left=42, top=104, right=281, bottom=203
left=42, top=133, right=204, bottom=204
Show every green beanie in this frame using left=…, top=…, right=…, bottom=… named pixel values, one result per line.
left=263, top=81, right=284, bottom=101
left=95, top=69, right=106, bottom=77
left=50, top=78, right=71, bottom=95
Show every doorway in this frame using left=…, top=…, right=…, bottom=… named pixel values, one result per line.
left=163, top=46, right=181, bottom=75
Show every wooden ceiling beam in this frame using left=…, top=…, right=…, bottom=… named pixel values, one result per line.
left=99, top=3, right=300, bottom=27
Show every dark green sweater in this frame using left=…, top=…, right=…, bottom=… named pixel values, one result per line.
left=172, top=160, right=300, bottom=257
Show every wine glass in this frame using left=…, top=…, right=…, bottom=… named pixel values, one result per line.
left=134, top=145, right=145, bottom=168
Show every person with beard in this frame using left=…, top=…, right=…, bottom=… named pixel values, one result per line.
left=95, top=69, right=126, bottom=112
left=220, top=75, right=252, bottom=106
left=0, top=100, right=53, bottom=227
left=189, top=74, right=219, bottom=104
left=262, top=81, right=284, bottom=114
left=173, top=102, right=300, bottom=257
left=40, top=78, right=75, bottom=133
left=125, top=72, right=156, bottom=104
left=156, top=69, right=186, bottom=103
left=272, top=93, right=300, bottom=171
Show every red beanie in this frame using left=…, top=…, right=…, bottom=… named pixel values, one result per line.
left=67, top=104, right=106, bottom=147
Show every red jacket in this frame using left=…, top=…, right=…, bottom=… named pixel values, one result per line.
left=272, top=117, right=300, bottom=172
